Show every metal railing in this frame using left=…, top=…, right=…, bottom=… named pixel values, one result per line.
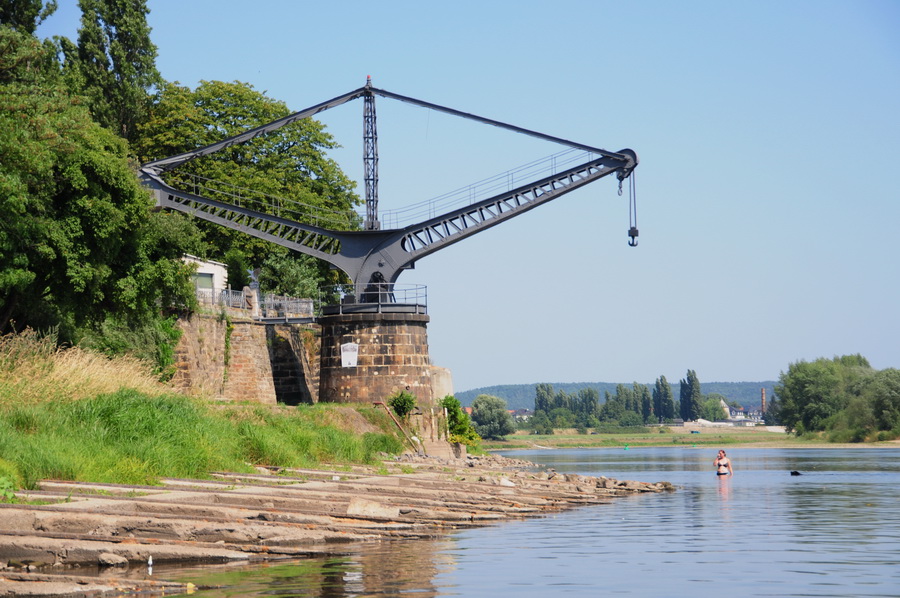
left=195, top=288, right=313, bottom=319
left=260, top=294, right=314, bottom=318
left=195, top=284, right=426, bottom=319
left=318, top=283, right=427, bottom=316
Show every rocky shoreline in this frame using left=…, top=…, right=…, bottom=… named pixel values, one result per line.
left=0, top=454, right=673, bottom=596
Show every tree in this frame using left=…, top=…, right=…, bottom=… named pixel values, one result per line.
left=699, top=395, right=729, bottom=421
left=615, top=384, right=635, bottom=414
left=775, top=355, right=874, bottom=434
left=529, top=411, right=554, bottom=435
left=534, top=383, right=554, bottom=414
left=680, top=370, right=702, bottom=421
left=0, top=0, right=57, bottom=34
left=0, top=28, right=194, bottom=339
left=598, top=392, right=625, bottom=423
left=619, top=411, right=644, bottom=427
left=635, top=382, right=653, bottom=423
left=573, top=388, right=600, bottom=424
left=61, top=0, right=161, bottom=140
left=868, top=369, right=900, bottom=432
left=135, top=80, right=360, bottom=297
left=653, top=375, right=675, bottom=422
left=471, top=394, right=515, bottom=440
left=439, top=395, right=480, bottom=447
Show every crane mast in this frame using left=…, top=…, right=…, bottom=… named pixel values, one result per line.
left=363, top=77, right=379, bottom=231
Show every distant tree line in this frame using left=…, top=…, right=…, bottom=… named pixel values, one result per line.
left=527, top=370, right=752, bottom=434
left=457, top=380, right=776, bottom=412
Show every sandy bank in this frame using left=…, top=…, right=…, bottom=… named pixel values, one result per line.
left=0, top=453, right=672, bottom=596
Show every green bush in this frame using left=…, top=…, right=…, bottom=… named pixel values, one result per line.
left=439, top=395, right=480, bottom=448
left=388, top=390, right=416, bottom=419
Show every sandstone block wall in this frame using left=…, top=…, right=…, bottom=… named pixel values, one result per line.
left=170, top=315, right=228, bottom=398
left=171, top=313, right=445, bottom=407
left=318, top=313, right=435, bottom=405
left=173, top=315, right=317, bottom=404
left=223, top=319, right=276, bottom=403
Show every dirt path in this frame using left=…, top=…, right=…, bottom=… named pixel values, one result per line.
left=0, top=454, right=673, bottom=596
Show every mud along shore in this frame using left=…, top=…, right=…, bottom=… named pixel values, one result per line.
left=0, top=453, right=673, bottom=596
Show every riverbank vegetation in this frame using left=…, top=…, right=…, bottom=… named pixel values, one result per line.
left=505, top=356, right=900, bottom=445
left=771, top=355, right=900, bottom=442
left=0, top=5, right=359, bottom=372
left=0, top=330, right=403, bottom=490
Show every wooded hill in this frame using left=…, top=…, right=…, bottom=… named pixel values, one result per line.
left=456, top=381, right=776, bottom=412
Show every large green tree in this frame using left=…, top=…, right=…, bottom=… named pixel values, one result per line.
left=135, top=80, right=361, bottom=297
left=775, top=354, right=873, bottom=434
left=0, top=27, right=194, bottom=339
left=471, top=394, right=515, bottom=440
left=61, top=0, right=161, bottom=140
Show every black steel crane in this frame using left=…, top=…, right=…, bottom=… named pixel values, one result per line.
left=139, top=78, right=638, bottom=295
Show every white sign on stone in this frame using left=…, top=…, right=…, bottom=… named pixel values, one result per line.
left=341, top=342, right=359, bottom=367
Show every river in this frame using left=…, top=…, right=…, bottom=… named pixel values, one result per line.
left=168, top=447, right=900, bottom=597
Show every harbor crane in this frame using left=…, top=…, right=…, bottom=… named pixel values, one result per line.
left=139, top=78, right=639, bottom=295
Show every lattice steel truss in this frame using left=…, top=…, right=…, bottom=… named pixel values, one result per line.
left=140, top=80, right=638, bottom=289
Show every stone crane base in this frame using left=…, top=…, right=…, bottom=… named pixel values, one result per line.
left=0, top=454, right=674, bottom=596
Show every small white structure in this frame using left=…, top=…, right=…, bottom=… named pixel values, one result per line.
left=183, top=255, right=229, bottom=303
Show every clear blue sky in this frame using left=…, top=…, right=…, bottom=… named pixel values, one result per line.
left=39, top=1, right=900, bottom=393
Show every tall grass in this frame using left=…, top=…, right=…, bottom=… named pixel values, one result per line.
left=0, top=328, right=165, bottom=404
left=0, top=330, right=403, bottom=489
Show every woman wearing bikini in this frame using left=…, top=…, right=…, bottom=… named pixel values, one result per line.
left=714, top=449, right=733, bottom=476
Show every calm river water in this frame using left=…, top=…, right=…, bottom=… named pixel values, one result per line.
left=169, top=447, right=900, bottom=597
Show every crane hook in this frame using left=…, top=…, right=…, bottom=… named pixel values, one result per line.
left=628, top=226, right=639, bottom=247
left=626, top=172, right=638, bottom=247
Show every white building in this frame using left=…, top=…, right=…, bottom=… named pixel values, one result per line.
left=183, top=255, right=229, bottom=303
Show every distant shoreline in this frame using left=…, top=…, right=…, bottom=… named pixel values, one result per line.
left=482, top=426, right=900, bottom=451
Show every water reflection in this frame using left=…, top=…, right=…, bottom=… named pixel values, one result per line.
left=168, top=447, right=900, bottom=598
left=169, top=537, right=456, bottom=597
left=717, top=475, right=731, bottom=501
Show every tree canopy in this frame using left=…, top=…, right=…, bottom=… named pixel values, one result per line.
left=60, top=0, right=161, bottom=140
left=0, top=26, right=194, bottom=340
left=471, top=394, right=515, bottom=440
left=135, top=79, right=361, bottom=295
left=0, top=0, right=57, bottom=34
left=1, top=1, right=361, bottom=370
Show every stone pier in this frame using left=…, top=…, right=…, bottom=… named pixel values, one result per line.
left=317, top=312, right=435, bottom=405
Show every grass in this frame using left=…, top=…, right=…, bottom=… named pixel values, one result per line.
left=0, top=330, right=404, bottom=491
left=0, top=328, right=166, bottom=404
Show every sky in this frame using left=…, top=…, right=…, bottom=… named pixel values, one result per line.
left=37, top=1, right=900, bottom=393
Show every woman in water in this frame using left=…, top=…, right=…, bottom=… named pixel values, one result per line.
left=714, top=449, right=733, bottom=476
